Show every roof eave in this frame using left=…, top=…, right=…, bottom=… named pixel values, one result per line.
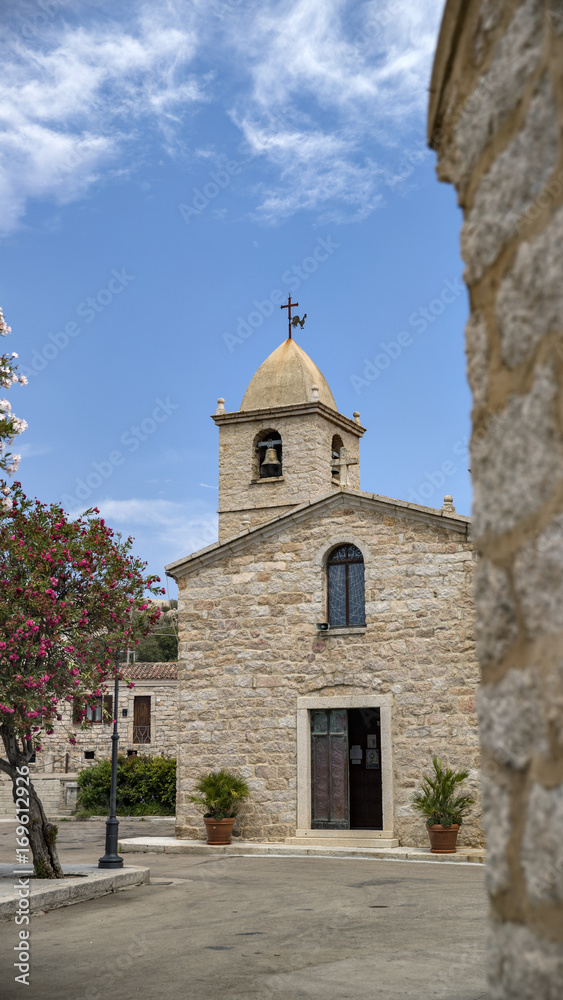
left=165, top=487, right=471, bottom=579
left=212, top=401, right=366, bottom=437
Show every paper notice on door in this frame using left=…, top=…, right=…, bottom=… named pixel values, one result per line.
left=366, top=749, right=380, bottom=769
left=367, top=735, right=378, bottom=749
left=350, top=745, right=362, bottom=761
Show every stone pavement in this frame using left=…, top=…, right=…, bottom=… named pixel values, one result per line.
left=0, top=820, right=488, bottom=1000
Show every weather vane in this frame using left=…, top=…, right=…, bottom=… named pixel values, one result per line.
left=281, top=295, right=307, bottom=339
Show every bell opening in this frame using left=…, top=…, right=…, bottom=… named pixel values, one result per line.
left=331, top=434, right=343, bottom=480
left=255, top=429, right=283, bottom=479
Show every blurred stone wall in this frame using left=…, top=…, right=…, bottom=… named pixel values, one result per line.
left=429, top=0, right=563, bottom=993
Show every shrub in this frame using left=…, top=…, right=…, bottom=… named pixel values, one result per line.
left=77, top=754, right=176, bottom=816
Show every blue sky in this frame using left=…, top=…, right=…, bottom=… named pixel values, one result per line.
left=1, top=0, right=470, bottom=597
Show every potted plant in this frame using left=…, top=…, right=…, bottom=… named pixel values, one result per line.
left=188, top=769, right=250, bottom=845
left=412, top=756, right=474, bottom=853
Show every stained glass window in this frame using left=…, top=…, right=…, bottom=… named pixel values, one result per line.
left=327, top=544, right=365, bottom=627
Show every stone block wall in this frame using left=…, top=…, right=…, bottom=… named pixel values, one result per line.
left=214, top=404, right=363, bottom=540
left=175, top=495, right=481, bottom=847
left=429, top=0, right=563, bottom=992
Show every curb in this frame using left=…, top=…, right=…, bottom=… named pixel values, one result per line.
left=51, top=815, right=176, bottom=823
left=0, top=816, right=176, bottom=824
left=0, top=865, right=150, bottom=921
left=118, top=837, right=486, bottom=864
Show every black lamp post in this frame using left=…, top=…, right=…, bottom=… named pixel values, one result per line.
left=98, top=662, right=123, bottom=869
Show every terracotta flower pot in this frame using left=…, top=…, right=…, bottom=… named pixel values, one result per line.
left=204, top=816, right=236, bottom=845
left=427, top=823, right=459, bottom=853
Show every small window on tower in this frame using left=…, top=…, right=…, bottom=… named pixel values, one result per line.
left=255, top=429, right=283, bottom=479
left=331, top=435, right=343, bottom=481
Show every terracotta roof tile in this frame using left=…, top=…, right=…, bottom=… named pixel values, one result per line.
left=122, top=662, right=178, bottom=680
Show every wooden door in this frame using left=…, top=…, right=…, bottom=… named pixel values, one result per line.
left=348, top=708, right=383, bottom=829
left=133, top=696, right=151, bottom=744
left=311, top=709, right=349, bottom=829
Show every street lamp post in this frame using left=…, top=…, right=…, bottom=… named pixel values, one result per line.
left=98, top=663, right=123, bottom=869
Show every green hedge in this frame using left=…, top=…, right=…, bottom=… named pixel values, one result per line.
left=77, top=755, right=176, bottom=815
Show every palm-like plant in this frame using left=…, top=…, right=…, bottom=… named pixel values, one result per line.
left=412, top=756, right=474, bottom=828
left=188, top=769, right=250, bottom=820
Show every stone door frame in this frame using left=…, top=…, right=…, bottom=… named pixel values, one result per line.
left=296, top=694, right=394, bottom=835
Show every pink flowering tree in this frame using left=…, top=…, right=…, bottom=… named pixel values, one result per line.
left=0, top=484, right=164, bottom=877
left=0, top=306, right=27, bottom=495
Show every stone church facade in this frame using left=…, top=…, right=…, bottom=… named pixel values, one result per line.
left=167, top=337, right=481, bottom=848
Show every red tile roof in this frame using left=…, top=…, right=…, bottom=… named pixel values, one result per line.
left=122, top=662, right=178, bottom=680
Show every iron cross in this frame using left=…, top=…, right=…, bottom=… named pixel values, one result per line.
left=281, top=295, right=299, bottom=340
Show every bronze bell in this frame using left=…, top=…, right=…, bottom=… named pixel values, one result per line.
left=261, top=446, right=281, bottom=477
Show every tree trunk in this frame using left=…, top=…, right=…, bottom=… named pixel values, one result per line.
left=1, top=726, right=64, bottom=879
left=25, top=779, right=64, bottom=879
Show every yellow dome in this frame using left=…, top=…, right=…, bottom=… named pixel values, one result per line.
left=240, top=338, right=337, bottom=411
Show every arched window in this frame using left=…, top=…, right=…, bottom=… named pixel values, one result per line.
left=327, top=544, right=365, bottom=628
left=331, top=435, right=343, bottom=481
left=255, top=429, right=282, bottom=479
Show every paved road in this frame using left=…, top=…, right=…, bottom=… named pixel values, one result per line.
left=0, top=820, right=488, bottom=1000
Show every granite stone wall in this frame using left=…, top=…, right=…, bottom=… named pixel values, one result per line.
left=175, top=495, right=481, bottom=847
left=429, top=0, right=563, bottom=992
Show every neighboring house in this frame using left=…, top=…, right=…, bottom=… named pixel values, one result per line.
left=34, top=661, right=179, bottom=772
left=166, top=336, right=481, bottom=848
left=0, top=662, right=179, bottom=819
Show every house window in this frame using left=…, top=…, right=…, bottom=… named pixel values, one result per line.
left=255, top=428, right=282, bottom=479
left=73, top=696, right=113, bottom=725
left=327, top=544, right=366, bottom=628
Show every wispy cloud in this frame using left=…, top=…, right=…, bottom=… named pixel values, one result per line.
left=1, top=0, right=444, bottom=231
left=17, top=442, right=53, bottom=459
left=227, top=0, right=443, bottom=221
left=0, top=5, right=206, bottom=233
left=88, top=497, right=218, bottom=557
left=241, top=0, right=437, bottom=113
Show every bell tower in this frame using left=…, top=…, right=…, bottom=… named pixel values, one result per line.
left=213, top=337, right=366, bottom=542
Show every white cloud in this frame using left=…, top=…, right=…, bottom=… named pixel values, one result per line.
left=1, top=0, right=446, bottom=230
left=226, top=0, right=444, bottom=222
left=0, top=6, right=206, bottom=233
left=89, top=497, right=218, bottom=557
left=17, top=442, right=53, bottom=459
left=64, top=495, right=216, bottom=595
left=241, top=0, right=441, bottom=116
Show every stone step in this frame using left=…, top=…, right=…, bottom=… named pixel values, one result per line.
left=0, top=773, right=79, bottom=819
left=287, top=836, right=399, bottom=848
left=118, top=836, right=486, bottom=864
left=289, top=829, right=399, bottom=849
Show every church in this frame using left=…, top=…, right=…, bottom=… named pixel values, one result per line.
left=166, top=322, right=481, bottom=848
